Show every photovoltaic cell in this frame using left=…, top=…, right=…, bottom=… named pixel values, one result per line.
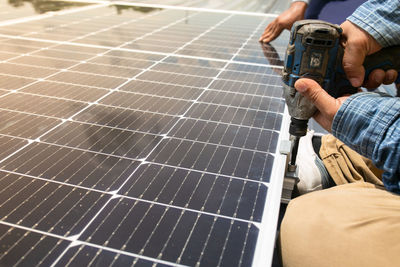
left=119, top=80, right=203, bottom=99
left=0, top=62, right=57, bottom=79
left=78, top=197, right=259, bottom=266
left=0, top=136, right=28, bottom=159
left=73, top=105, right=179, bottom=134
left=0, top=144, right=141, bottom=191
left=0, top=224, right=70, bottom=266
left=56, top=245, right=170, bottom=267
left=0, top=110, right=61, bottom=138
left=100, top=91, right=194, bottom=115
left=21, top=81, right=109, bottom=102
left=169, top=118, right=279, bottom=152
left=120, top=163, right=267, bottom=221
left=10, top=55, right=79, bottom=70
left=0, top=93, right=88, bottom=118
left=0, top=171, right=111, bottom=235
left=0, top=2, right=289, bottom=266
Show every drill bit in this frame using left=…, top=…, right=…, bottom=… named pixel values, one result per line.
left=290, top=136, right=300, bottom=166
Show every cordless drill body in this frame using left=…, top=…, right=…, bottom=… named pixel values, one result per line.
left=282, top=19, right=400, bottom=169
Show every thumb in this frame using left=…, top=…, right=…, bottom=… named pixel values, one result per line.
left=294, top=78, right=337, bottom=118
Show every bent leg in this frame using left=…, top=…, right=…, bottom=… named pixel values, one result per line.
left=320, top=134, right=383, bottom=186
left=280, top=182, right=400, bottom=267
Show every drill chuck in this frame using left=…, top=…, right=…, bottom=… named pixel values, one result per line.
left=288, top=118, right=308, bottom=168
left=289, top=117, right=308, bottom=137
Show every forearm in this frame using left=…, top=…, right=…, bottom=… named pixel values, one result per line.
left=332, top=92, right=400, bottom=193
left=347, top=0, right=400, bottom=47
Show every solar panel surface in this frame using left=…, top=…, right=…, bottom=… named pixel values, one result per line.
left=0, top=2, right=290, bottom=266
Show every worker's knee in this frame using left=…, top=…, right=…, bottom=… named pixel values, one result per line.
left=279, top=184, right=400, bottom=267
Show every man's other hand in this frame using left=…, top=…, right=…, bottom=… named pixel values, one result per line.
left=259, top=1, right=307, bottom=43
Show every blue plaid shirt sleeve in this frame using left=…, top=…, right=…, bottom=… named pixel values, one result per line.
left=347, top=0, right=400, bottom=47
left=332, top=93, right=400, bottom=193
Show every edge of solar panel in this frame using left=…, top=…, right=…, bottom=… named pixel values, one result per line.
left=0, top=2, right=291, bottom=266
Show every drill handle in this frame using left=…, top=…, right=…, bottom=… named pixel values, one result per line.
left=333, top=45, right=400, bottom=97
left=364, top=45, right=400, bottom=78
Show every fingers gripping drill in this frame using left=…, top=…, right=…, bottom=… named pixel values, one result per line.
left=282, top=19, right=400, bottom=171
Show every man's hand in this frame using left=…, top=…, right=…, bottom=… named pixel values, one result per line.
left=259, top=1, right=307, bottom=43
left=340, top=20, right=398, bottom=88
left=294, top=78, right=349, bottom=131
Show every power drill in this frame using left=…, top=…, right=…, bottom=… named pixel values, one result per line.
left=282, top=19, right=400, bottom=171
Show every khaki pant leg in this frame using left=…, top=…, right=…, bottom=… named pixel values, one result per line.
left=319, top=134, right=383, bottom=186
left=280, top=182, right=400, bottom=267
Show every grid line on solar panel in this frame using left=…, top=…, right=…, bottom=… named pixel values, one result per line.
left=0, top=31, right=285, bottom=70
left=0, top=106, right=178, bottom=139
left=169, top=118, right=279, bottom=152
left=10, top=55, right=80, bottom=69
left=0, top=223, right=71, bottom=267
left=7, top=52, right=280, bottom=83
left=0, top=51, right=19, bottom=61
left=33, top=119, right=276, bottom=156
left=55, top=244, right=173, bottom=267
left=0, top=38, right=49, bottom=51
left=0, top=10, right=116, bottom=40
left=2, top=60, right=141, bottom=82
left=0, top=89, right=9, bottom=96
left=0, top=93, right=88, bottom=118
left=0, top=142, right=142, bottom=191
left=119, top=79, right=204, bottom=99
left=209, top=78, right=283, bottom=97
left=77, top=197, right=258, bottom=266
left=72, top=104, right=179, bottom=134
left=0, top=62, right=58, bottom=79
left=51, top=10, right=168, bottom=46
left=0, top=48, right=118, bottom=97
left=104, top=13, right=230, bottom=53
left=0, top=220, right=172, bottom=267
left=0, top=73, right=37, bottom=90
left=0, top=135, right=28, bottom=160
left=6, top=8, right=185, bottom=49
left=4, top=48, right=150, bottom=78
left=21, top=81, right=109, bottom=102
left=99, top=91, right=195, bottom=115
left=0, top=61, right=164, bottom=90
left=185, top=102, right=282, bottom=130
left=0, top=110, right=62, bottom=139
left=49, top=71, right=129, bottom=89
left=146, top=138, right=274, bottom=182
left=101, top=95, right=283, bottom=120
left=119, top=163, right=267, bottom=222
left=0, top=171, right=111, bottom=236
left=39, top=121, right=163, bottom=159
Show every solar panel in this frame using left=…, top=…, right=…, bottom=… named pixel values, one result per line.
left=0, top=2, right=290, bottom=266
